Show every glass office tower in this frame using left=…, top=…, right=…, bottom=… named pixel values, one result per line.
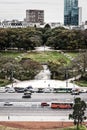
left=64, top=0, right=79, bottom=26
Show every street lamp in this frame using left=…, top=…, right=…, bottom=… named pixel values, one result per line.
left=73, top=80, right=75, bottom=101
left=72, top=68, right=76, bottom=103
left=10, top=65, right=14, bottom=88
left=11, top=69, right=13, bottom=88
left=65, top=68, right=68, bottom=90
left=44, top=44, right=45, bottom=52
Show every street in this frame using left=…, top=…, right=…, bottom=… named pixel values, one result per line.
left=0, top=92, right=87, bottom=121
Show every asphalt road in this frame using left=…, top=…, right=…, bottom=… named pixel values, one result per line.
left=0, top=92, right=87, bottom=121
left=0, top=92, right=87, bottom=102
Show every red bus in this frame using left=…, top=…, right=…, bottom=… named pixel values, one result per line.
left=51, top=101, right=73, bottom=109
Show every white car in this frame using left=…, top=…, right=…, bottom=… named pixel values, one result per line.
left=44, top=88, right=51, bottom=93
left=80, top=89, right=87, bottom=93
left=7, top=88, right=15, bottom=93
left=0, top=87, right=6, bottom=93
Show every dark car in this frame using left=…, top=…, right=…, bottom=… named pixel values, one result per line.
left=22, top=94, right=31, bottom=98
left=24, top=86, right=34, bottom=93
left=15, top=87, right=25, bottom=93
left=71, top=91, right=80, bottom=95
left=24, top=90, right=32, bottom=95
left=41, top=102, right=49, bottom=107
left=4, top=102, right=13, bottom=106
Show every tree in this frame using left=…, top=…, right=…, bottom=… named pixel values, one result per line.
left=72, top=52, right=87, bottom=75
left=48, top=58, right=67, bottom=79
left=44, top=24, right=51, bottom=29
left=0, top=29, right=8, bottom=50
left=0, top=56, right=43, bottom=81
left=69, top=98, right=87, bottom=130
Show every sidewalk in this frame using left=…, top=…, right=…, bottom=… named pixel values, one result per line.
left=0, top=115, right=72, bottom=121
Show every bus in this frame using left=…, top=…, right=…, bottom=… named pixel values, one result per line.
left=51, top=101, right=73, bottom=109
left=53, top=88, right=72, bottom=93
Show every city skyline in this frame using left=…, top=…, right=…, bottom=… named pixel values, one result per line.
left=0, top=0, right=87, bottom=23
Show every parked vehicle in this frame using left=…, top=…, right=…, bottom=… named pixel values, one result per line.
left=7, top=88, right=15, bottom=93
left=24, top=90, right=32, bottom=95
left=71, top=91, right=80, bottom=95
left=43, top=88, right=51, bottom=93
left=14, top=87, right=25, bottom=93
left=0, top=87, right=6, bottom=93
left=53, top=88, right=72, bottom=93
left=37, top=88, right=44, bottom=93
left=79, top=89, right=87, bottom=93
left=24, top=86, right=34, bottom=93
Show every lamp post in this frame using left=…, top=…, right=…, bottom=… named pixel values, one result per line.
left=11, top=68, right=13, bottom=88
left=72, top=68, right=76, bottom=103
left=73, top=80, right=75, bottom=101
left=65, top=68, right=68, bottom=92
left=44, top=44, right=45, bottom=52
left=10, top=65, right=14, bottom=88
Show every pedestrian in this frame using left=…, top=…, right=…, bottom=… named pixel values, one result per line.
left=8, top=116, right=10, bottom=120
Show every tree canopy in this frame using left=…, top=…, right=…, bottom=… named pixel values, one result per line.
left=0, top=27, right=87, bottom=51
left=69, top=98, right=87, bottom=130
left=0, top=56, right=42, bottom=81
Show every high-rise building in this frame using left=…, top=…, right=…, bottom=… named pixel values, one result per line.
left=26, top=9, right=44, bottom=25
left=64, top=0, right=80, bottom=26
left=79, top=7, right=82, bottom=25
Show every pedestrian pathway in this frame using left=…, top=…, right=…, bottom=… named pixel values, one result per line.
left=61, top=51, right=74, bottom=61
left=35, top=65, right=51, bottom=80
left=0, top=115, right=73, bottom=121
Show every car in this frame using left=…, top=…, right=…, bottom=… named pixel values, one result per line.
left=5, top=87, right=11, bottom=92
left=15, top=87, right=25, bottom=93
left=41, top=102, right=49, bottom=107
left=24, top=86, right=34, bottom=93
left=80, top=89, right=87, bottom=93
left=7, top=88, right=15, bottom=93
left=71, top=91, right=80, bottom=95
left=24, top=91, right=32, bottom=95
left=26, top=86, right=33, bottom=89
left=0, top=87, right=6, bottom=93
left=4, top=102, right=13, bottom=106
left=22, top=94, right=31, bottom=98
left=43, top=88, right=51, bottom=93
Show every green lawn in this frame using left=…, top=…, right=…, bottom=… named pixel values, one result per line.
left=0, top=125, right=22, bottom=130
left=0, top=51, right=24, bottom=58
left=0, top=79, right=11, bottom=87
left=0, top=51, right=78, bottom=64
left=0, top=125, right=86, bottom=130
left=24, top=51, right=70, bottom=63
left=65, top=52, right=78, bottom=58
left=61, top=125, right=86, bottom=130
left=75, top=80, right=87, bottom=87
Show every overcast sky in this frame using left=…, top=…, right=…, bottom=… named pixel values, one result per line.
left=0, top=0, right=87, bottom=23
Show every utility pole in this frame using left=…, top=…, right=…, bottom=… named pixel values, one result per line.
left=11, top=68, right=13, bottom=88
left=44, top=44, right=45, bottom=52
left=10, top=65, right=13, bottom=88
left=65, top=68, right=68, bottom=88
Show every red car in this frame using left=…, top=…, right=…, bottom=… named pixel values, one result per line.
left=41, top=102, right=49, bottom=107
